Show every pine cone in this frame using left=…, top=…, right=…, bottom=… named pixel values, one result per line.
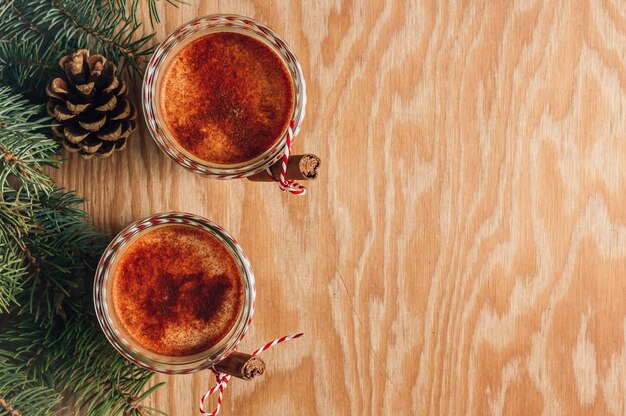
left=46, top=49, right=137, bottom=159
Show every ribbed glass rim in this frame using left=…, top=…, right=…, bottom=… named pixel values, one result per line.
left=93, top=212, right=256, bottom=374
left=141, top=14, right=307, bottom=179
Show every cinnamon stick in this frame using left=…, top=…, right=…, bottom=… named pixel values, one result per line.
left=247, top=154, right=321, bottom=182
left=214, top=352, right=266, bottom=380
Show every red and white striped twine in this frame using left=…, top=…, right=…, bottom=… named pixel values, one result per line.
left=266, top=120, right=306, bottom=195
left=199, top=333, right=304, bottom=416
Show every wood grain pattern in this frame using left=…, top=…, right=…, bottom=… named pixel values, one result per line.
left=52, top=0, right=626, bottom=414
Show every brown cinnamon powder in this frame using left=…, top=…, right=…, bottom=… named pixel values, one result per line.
left=160, top=32, right=295, bottom=165
left=112, top=225, right=243, bottom=357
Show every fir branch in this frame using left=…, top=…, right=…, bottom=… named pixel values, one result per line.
left=1, top=188, right=108, bottom=321
left=0, top=316, right=164, bottom=416
left=0, top=246, right=27, bottom=313
left=0, top=87, right=58, bottom=196
left=0, top=40, right=59, bottom=100
left=51, top=0, right=137, bottom=61
left=48, top=0, right=156, bottom=71
left=5, top=1, right=57, bottom=50
left=0, top=87, right=59, bottom=311
left=0, top=338, right=63, bottom=415
left=107, top=0, right=185, bottom=27
left=0, top=58, right=56, bottom=74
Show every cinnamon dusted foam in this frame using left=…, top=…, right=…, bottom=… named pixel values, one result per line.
left=112, top=225, right=243, bottom=357
left=160, top=32, right=295, bottom=165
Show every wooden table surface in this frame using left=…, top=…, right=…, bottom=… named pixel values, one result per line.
left=51, top=1, right=626, bottom=415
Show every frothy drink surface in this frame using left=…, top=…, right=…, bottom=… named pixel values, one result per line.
left=160, top=32, right=295, bottom=165
left=112, top=225, right=243, bottom=356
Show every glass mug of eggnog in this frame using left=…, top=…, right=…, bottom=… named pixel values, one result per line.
left=142, top=14, right=306, bottom=179
left=94, top=213, right=255, bottom=373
